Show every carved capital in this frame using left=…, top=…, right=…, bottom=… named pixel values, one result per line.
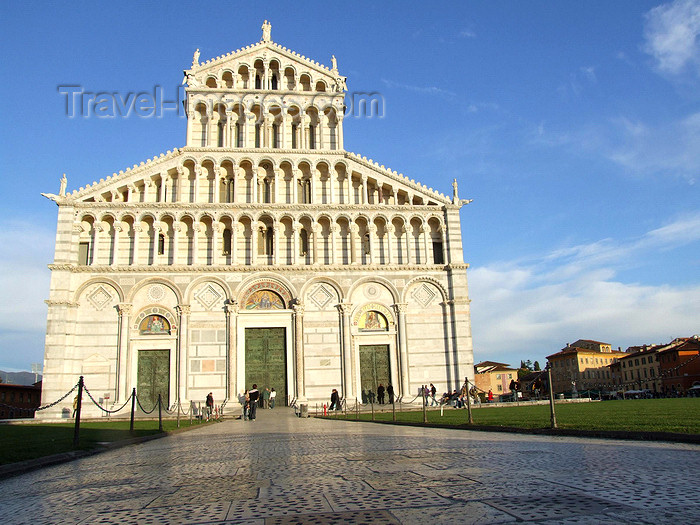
left=224, top=300, right=239, bottom=315
left=336, top=302, right=352, bottom=316
left=72, top=223, right=84, bottom=233
left=117, top=303, right=133, bottom=316
left=292, top=302, right=305, bottom=315
left=176, top=304, right=191, bottom=316
left=392, top=303, right=408, bottom=314
left=386, top=224, right=395, bottom=234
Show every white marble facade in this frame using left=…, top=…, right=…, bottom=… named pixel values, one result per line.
left=39, top=22, right=474, bottom=417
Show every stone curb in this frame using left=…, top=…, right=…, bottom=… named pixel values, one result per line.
left=0, top=421, right=219, bottom=481
left=319, top=417, right=700, bottom=445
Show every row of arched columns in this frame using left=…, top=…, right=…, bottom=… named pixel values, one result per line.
left=95, top=158, right=434, bottom=207
left=188, top=101, right=342, bottom=150
left=75, top=213, right=448, bottom=267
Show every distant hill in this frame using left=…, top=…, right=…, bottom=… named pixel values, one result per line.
left=0, top=370, right=41, bottom=385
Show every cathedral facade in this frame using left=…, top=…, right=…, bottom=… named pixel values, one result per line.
left=39, top=22, right=474, bottom=416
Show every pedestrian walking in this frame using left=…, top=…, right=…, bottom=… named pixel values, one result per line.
left=387, top=383, right=394, bottom=404
left=488, top=389, right=494, bottom=403
left=430, top=383, right=437, bottom=406
left=269, top=388, right=276, bottom=409
left=248, top=384, right=259, bottom=421
left=262, top=388, right=270, bottom=409
left=205, top=392, right=214, bottom=421
left=329, top=388, right=340, bottom=410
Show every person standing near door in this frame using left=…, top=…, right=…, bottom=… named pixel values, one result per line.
left=269, top=388, right=276, bottom=409
left=205, top=392, right=214, bottom=421
left=387, top=384, right=395, bottom=404
left=377, top=384, right=385, bottom=404
left=248, top=384, right=259, bottom=421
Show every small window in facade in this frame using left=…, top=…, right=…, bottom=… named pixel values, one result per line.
left=299, top=229, right=308, bottom=256
left=271, top=75, right=278, bottom=90
left=363, top=233, right=370, bottom=255
left=432, top=241, right=444, bottom=264
left=291, top=124, right=298, bottom=149
left=255, top=124, right=261, bottom=148
left=235, top=123, right=242, bottom=147
left=309, top=124, right=315, bottom=149
left=226, top=180, right=235, bottom=203
left=158, top=234, right=165, bottom=255
left=255, top=74, right=261, bottom=89
left=78, top=242, right=90, bottom=265
left=497, top=385, right=502, bottom=392
left=217, top=121, right=224, bottom=147
left=272, top=123, right=279, bottom=148
left=222, top=228, right=232, bottom=255
left=263, top=179, right=272, bottom=203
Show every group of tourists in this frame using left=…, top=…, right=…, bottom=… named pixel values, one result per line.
left=360, top=383, right=395, bottom=405
left=238, top=385, right=277, bottom=421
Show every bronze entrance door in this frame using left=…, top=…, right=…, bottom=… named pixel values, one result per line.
left=137, top=349, right=169, bottom=410
left=359, top=345, right=390, bottom=396
left=245, top=328, right=287, bottom=406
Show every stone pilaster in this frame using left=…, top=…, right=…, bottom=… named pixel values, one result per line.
left=292, top=302, right=306, bottom=402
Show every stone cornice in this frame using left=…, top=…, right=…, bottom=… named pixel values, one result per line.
left=48, top=263, right=453, bottom=274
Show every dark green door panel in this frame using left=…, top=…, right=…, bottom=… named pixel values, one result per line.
left=245, top=328, right=287, bottom=405
left=359, top=345, right=390, bottom=394
left=137, top=349, right=169, bottom=410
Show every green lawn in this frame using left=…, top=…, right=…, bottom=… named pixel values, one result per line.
left=327, top=398, right=700, bottom=434
left=0, top=419, right=216, bottom=466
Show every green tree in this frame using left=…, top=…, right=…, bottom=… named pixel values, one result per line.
left=533, top=361, right=541, bottom=371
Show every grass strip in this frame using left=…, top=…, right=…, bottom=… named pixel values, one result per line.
left=325, top=399, right=700, bottom=434
left=0, top=419, right=216, bottom=465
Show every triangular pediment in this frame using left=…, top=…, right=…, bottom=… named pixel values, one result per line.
left=186, top=40, right=341, bottom=89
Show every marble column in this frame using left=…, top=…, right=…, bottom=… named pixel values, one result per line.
left=293, top=303, right=306, bottom=402
left=172, top=223, right=181, bottom=265
left=350, top=223, right=359, bottom=264
left=213, top=167, right=221, bottom=204
left=151, top=222, right=160, bottom=265
left=386, top=224, right=394, bottom=265
left=224, top=301, right=239, bottom=402
left=231, top=223, right=238, bottom=265
left=393, top=303, right=410, bottom=397
left=116, top=303, right=132, bottom=402
left=193, top=164, right=201, bottom=203
left=311, top=223, right=319, bottom=265
left=361, top=174, right=368, bottom=204
left=337, top=303, right=354, bottom=400
left=292, top=223, right=299, bottom=265
left=131, top=224, right=141, bottom=265
left=91, top=224, right=102, bottom=265
left=176, top=305, right=191, bottom=403
left=368, top=224, right=376, bottom=265
left=330, top=224, right=338, bottom=265
left=191, top=223, right=200, bottom=265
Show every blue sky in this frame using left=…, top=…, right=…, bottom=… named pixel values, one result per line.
left=1, top=1, right=699, bottom=372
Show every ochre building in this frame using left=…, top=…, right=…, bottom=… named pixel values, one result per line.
left=39, top=22, right=474, bottom=417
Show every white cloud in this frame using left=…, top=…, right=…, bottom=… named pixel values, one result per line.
left=459, top=29, right=476, bottom=39
left=381, top=78, right=457, bottom=98
left=469, top=213, right=700, bottom=365
left=643, top=0, right=700, bottom=76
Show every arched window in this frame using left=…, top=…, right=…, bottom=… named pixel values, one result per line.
left=363, top=233, right=370, bottom=255
left=158, top=234, right=165, bottom=255
left=222, top=228, right=232, bottom=255
left=255, top=124, right=261, bottom=148
left=235, top=123, right=242, bottom=147
left=226, top=179, right=235, bottom=202
left=255, top=74, right=261, bottom=89
left=266, top=226, right=274, bottom=255
left=263, top=179, right=272, bottom=203
left=139, top=315, right=171, bottom=335
left=299, top=229, right=308, bottom=256
left=78, top=241, right=90, bottom=265
left=300, top=179, right=311, bottom=204
left=271, top=75, right=278, bottom=90
left=217, top=121, right=224, bottom=147
left=291, top=124, right=298, bottom=149
left=309, top=124, right=315, bottom=149
left=432, top=241, right=444, bottom=264
left=272, top=123, right=279, bottom=148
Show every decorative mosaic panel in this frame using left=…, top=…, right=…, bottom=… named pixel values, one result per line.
left=309, top=284, right=334, bottom=309
left=411, top=283, right=437, bottom=308
left=147, top=284, right=165, bottom=302
left=194, top=283, right=223, bottom=311
left=87, top=285, right=113, bottom=311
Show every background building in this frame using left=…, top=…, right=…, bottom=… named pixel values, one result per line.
left=473, top=361, right=518, bottom=397
left=39, top=22, right=474, bottom=417
left=0, top=382, right=41, bottom=419
left=546, top=339, right=625, bottom=394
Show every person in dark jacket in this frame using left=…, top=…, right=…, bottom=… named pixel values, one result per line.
left=377, top=384, right=385, bottom=404
left=329, top=388, right=340, bottom=410
left=387, top=384, right=395, bottom=404
left=205, top=392, right=214, bottom=421
left=248, top=384, right=259, bottom=421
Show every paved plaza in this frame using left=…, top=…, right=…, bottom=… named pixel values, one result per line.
left=1, top=409, right=699, bottom=524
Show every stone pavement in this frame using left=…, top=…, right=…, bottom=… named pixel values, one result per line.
left=1, top=409, right=699, bottom=524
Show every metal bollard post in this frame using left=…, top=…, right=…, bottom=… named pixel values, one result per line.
left=547, top=365, right=558, bottom=429
left=73, top=376, right=84, bottom=448
left=130, top=387, right=136, bottom=432
left=356, top=401, right=359, bottom=420
left=158, top=394, right=163, bottom=432
left=371, top=401, right=375, bottom=421
left=422, top=395, right=427, bottom=423
left=466, top=379, right=474, bottom=425
left=198, top=402, right=202, bottom=423
left=177, top=399, right=180, bottom=428
left=189, top=401, right=193, bottom=425
left=392, top=399, right=396, bottom=422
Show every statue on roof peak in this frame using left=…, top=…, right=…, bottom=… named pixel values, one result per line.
left=59, top=173, right=67, bottom=196
left=331, top=55, right=338, bottom=72
left=192, top=48, right=200, bottom=68
left=262, top=20, right=272, bottom=42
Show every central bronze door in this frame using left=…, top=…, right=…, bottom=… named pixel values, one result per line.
left=245, top=328, right=287, bottom=405
left=137, top=349, right=169, bottom=410
left=359, top=345, right=390, bottom=394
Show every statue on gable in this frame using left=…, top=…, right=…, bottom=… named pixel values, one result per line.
left=452, top=178, right=459, bottom=203
left=331, top=55, right=338, bottom=73
left=59, top=173, right=67, bottom=197
left=192, top=48, right=200, bottom=68
left=334, top=75, right=347, bottom=93
left=261, top=20, right=272, bottom=42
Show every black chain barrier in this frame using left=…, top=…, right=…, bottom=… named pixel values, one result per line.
left=135, top=395, right=159, bottom=415
left=83, top=383, right=134, bottom=414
